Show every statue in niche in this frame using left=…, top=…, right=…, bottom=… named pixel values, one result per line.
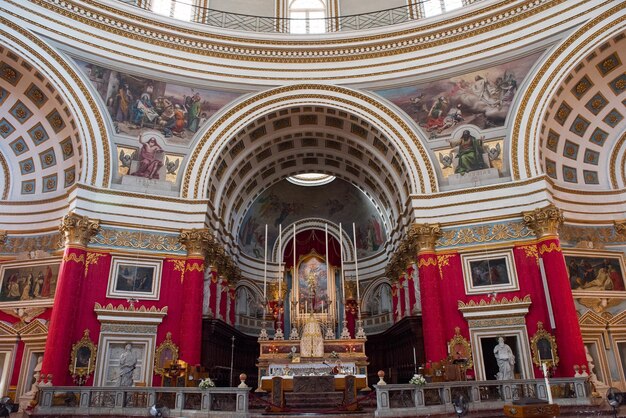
left=493, top=337, right=515, bottom=380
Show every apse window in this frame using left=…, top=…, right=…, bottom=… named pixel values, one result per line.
left=287, top=173, right=335, bottom=186
left=289, top=0, right=327, bottom=34
left=151, top=0, right=193, bottom=21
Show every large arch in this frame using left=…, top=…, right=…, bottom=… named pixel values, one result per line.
left=183, top=84, right=438, bottom=244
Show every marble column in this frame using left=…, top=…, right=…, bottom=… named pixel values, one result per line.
left=42, top=213, right=99, bottom=384
left=410, top=223, right=447, bottom=362
left=179, top=228, right=212, bottom=366
left=523, top=204, right=586, bottom=375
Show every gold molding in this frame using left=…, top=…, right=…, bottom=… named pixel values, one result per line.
left=523, top=204, right=563, bottom=239
left=530, top=321, right=559, bottom=368
left=458, top=295, right=532, bottom=311
left=59, top=212, right=100, bottom=247
left=69, top=329, right=97, bottom=377
left=0, top=152, right=8, bottom=200
left=408, top=223, right=442, bottom=253
left=179, top=228, right=214, bottom=258
left=154, top=331, right=179, bottom=376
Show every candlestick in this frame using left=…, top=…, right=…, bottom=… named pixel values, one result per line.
left=263, top=224, right=268, bottom=300
left=542, top=362, right=553, bottom=404
left=87, top=356, right=90, bottom=376
left=352, top=223, right=360, bottom=309
left=413, top=347, right=417, bottom=374
left=339, top=223, right=344, bottom=303
left=73, top=356, right=77, bottom=375
left=279, top=224, right=282, bottom=298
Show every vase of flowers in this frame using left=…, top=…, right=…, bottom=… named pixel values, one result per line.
left=198, top=377, right=216, bottom=389
left=409, top=374, right=426, bottom=386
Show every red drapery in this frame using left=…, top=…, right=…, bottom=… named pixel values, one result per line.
left=178, top=257, right=205, bottom=366
left=418, top=252, right=447, bottom=362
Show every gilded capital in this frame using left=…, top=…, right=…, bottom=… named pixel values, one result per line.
left=614, top=220, right=626, bottom=238
left=179, top=228, right=213, bottom=258
left=408, top=223, right=442, bottom=253
left=0, top=230, right=6, bottom=249
left=523, top=204, right=563, bottom=239
left=59, top=213, right=100, bottom=247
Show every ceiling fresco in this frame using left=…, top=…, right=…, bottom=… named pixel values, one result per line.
left=73, top=59, right=246, bottom=147
left=238, top=178, right=386, bottom=260
left=373, top=52, right=543, bottom=140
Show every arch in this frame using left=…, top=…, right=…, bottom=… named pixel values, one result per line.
left=0, top=21, right=111, bottom=192
left=361, top=276, right=392, bottom=311
left=510, top=6, right=626, bottom=182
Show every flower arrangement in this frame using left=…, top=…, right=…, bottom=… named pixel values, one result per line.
left=198, top=377, right=216, bottom=389
left=409, top=374, right=426, bottom=386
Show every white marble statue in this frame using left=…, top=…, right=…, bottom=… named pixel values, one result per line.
left=493, top=337, right=515, bottom=380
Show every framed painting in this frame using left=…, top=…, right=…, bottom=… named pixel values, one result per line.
left=107, top=257, right=162, bottom=300
left=0, top=258, right=60, bottom=306
left=461, top=249, right=518, bottom=295
left=565, top=250, right=626, bottom=295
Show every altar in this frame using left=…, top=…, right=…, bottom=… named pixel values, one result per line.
left=260, top=374, right=368, bottom=392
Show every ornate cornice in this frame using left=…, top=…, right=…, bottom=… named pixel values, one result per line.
left=59, top=213, right=100, bottom=247
left=94, top=302, right=168, bottom=325
left=408, top=223, right=442, bottom=253
left=458, top=295, right=532, bottom=318
left=614, top=220, right=626, bottom=238
left=523, top=204, right=563, bottom=239
left=179, top=228, right=214, bottom=258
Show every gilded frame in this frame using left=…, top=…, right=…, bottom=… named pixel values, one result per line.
left=530, top=322, right=559, bottom=368
left=69, top=329, right=97, bottom=377
left=448, top=327, right=473, bottom=369
left=461, top=249, right=518, bottom=295
left=154, top=332, right=179, bottom=376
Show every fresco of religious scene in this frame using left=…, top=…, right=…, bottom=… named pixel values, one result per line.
left=0, top=261, right=59, bottom=302
left=373, top=52, right=542, bottom=139
left=298, top=257, right=329, bottom=314
left=238, top=179, right=386, bottom=259
left=116, top=135, right=184, bottom=184
left=566, top=253, right=626, bottom=292
left=73, top=59, right=244, bottom=146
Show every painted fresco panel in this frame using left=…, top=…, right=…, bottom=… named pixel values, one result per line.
left=73, top=59, right=244, bottom=146
left=0, top=259, right=60, bottom=303
left=565, top=250, right=626, bottom=293
left=239, top=179, right=386, bottom=258
left=373, top=53, right=542, bottom=139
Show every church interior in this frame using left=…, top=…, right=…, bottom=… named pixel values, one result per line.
left=0, top=0, right=625, bottom=415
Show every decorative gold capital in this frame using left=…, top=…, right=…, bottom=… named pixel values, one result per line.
left=614, top=220, right=626, bottom=238
left=179, top=228, right=213, bottom=258
left=523, top=204, right=563, bottom=239
left=408, top=223, right=442, bottom=253
left=59, top=213, right=100, bottom=247
left=0, top=230, right=6, bottom=249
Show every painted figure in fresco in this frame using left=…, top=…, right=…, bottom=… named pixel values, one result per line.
left=448, top=130, right=487, bottom=175
left=583, top=267, right=613, bottom=290
left=132, top=135, right=164, bottom=180
left=118, top=344, right=137, bottom=387
left=494, top=337, right=515, bottom=380
left=438, top=104, right=464, bottom=133
left=608, top=264, right=625, bottom=291
left=187, top=93, right=202, bottom=132
left=115, top=84, right=132, bottom=123
left=422, top=96, right=448, bottom=131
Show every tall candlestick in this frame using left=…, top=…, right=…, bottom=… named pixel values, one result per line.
left=73, top=356, right=77, bottom=375
left=413, top=347, right=417, bottom=374
left=542, top=362, right=553, bottom=404
left=263, top=224, right=268, bottom=300
left=325, top=223, right=329, bottom=314
left=293, top=225, right=296, bottom=304
left=87, top=356, right=90, bottom=376
left=339, top=223, right=344, bottom=303
left=279, top=224, right=282, bottom=298
left=352, top=223, right=360, bottom=304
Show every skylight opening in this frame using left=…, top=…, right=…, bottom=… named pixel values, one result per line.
left=287, top=173, right=336, bottom=186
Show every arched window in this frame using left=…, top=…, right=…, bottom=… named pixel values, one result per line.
left=289, top=0, right=327, bottom=34
left=151, top=0, right=194, bottom=21
left=421, top=0, right=464, bottom=18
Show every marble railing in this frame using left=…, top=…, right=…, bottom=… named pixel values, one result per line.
left=36, top=386, right=250, bottom=417
left=374, top=377, right=592, bottom=416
